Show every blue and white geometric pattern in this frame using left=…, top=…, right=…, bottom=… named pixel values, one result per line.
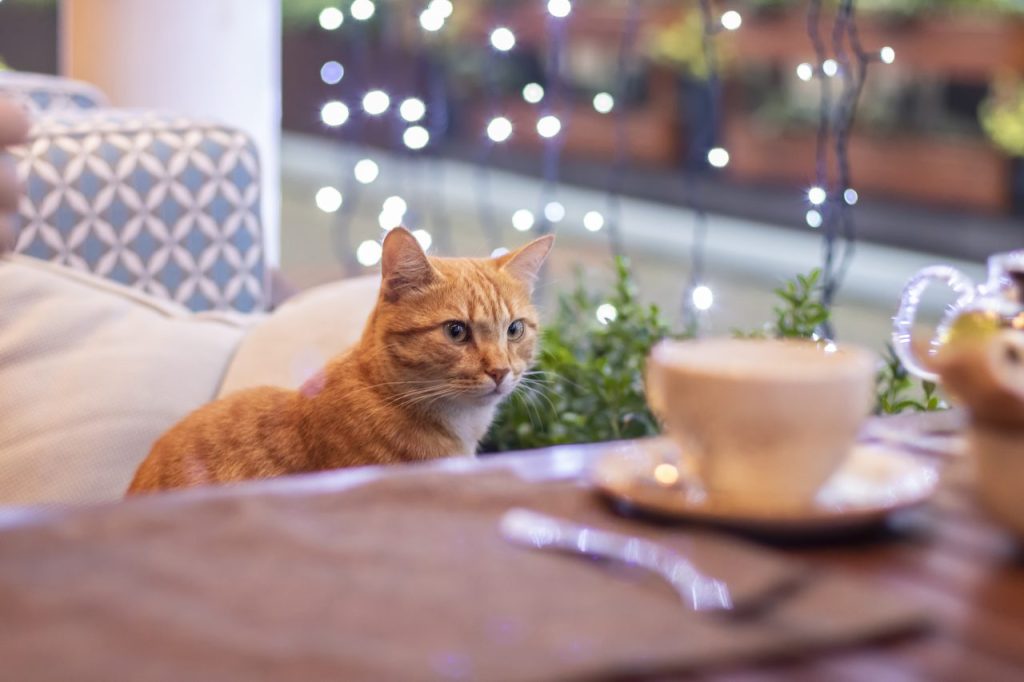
left=9, top=109, right=266, bottom=313
left=0, top=71, right=108, bottom=114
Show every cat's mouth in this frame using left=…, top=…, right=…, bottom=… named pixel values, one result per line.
left=475, top=382, right=513, bottom=399
left=494, top=377, right=520, bottom=397
left=461, top=376, right=517, bottom=402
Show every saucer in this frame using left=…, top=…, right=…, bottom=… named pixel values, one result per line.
left=590, top=438, right=940, bottom=535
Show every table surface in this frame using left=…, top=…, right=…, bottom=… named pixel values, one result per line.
left=472, top=420, right=1024, bottom=681
left=4, top=413, right=1022, bottom=681
left=696, top=447, right=1024, bottom=682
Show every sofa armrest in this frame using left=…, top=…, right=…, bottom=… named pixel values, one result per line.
left=9, top=109, right=267, bottom=313
left=0, top=71, right=108, bottom=114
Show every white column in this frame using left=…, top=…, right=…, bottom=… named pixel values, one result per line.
left=60, top=0, right=282, bottom=266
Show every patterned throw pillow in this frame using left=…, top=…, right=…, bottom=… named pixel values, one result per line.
left=0, top=71, right=107, bottom=114
left=9, top=110, right=266, bottom=313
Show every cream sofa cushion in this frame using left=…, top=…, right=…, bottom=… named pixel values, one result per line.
left=218, top=275, right=379, bottom=396
left=0, top=255, right=252, bottom=506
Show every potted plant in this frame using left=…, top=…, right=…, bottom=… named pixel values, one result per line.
left=483, top=261, right=941, bottom=453
left=980, top=73, right=1024, bottom=215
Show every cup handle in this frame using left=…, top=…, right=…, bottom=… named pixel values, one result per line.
left=892, top=265, right=976, bottom=382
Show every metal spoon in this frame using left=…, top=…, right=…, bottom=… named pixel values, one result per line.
left=500, top=507, right=734, bottom=612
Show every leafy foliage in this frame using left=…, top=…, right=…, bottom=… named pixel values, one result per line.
left=482, top=258, right=669, bottom=451
left=646, top=9, right=734, bottom=81
left=742, top=0, right=1024, bottom=16
left=875, top=344, right=943, bottom=414
left=485, top=262, right=944, bottom=453
left=747, top=268, right=943, bottom=416
left=772, top=269, right=831, bottom=338
left=734, top=268, right=830, bottom=339
left=980, top=73, right=1024, bottom=158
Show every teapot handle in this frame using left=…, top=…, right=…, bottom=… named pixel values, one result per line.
left=893, top=265, right=977, bottom=382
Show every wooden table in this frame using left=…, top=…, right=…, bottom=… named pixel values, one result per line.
left=476, top=423, right=1024, bottom=681
left=2, top=415, right=1021, bottom=680
left=700, top=454, right=1024, bottom=681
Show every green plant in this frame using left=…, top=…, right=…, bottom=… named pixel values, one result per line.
left=485, top=262, right=944, bottom=453
left=743, top=0, right=1024, bottom=16
left=733, top=268, right=830, bottom=339
left=646, top=9, right=734, bottom=81
left=875, top=344, right=943, bottom=414
left=852, top=0, right=931, bottom=17
left=282, top=0, right=331, bottom=27
left=483, top=257, right=670, bottom=451
left=772, top=269, right=831, bottom=338
left=980, top=73, right=1024, bottom=158
left=751, top=268, right=944, bottom=416
left=281, top=0, right=386, bottom=28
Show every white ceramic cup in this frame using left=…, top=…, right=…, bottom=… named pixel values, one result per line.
left=646, top=338, right=876, bottom=510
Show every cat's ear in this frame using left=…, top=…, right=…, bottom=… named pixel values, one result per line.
left=497, top=235, right=554, bottom=290
left=380, top=227, right=435, bottom=301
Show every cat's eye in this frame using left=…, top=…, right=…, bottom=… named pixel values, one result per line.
left=508, top=319, right=526, bottom=341
left=443, top=321, right=470, bottom=343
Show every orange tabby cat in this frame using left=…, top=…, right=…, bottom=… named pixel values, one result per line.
left=126, top=228, right=553, bottom=495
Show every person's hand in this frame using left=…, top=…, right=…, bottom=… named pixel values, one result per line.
left=0, top=99, right=30, bottom=253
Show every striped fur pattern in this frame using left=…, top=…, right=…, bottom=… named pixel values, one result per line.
left=126, top=228, right=553, bottom=495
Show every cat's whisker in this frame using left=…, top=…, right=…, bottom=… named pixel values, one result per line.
left=385, top=384, right=463, bottom=410
left=517, top=378, right=553, bottom=397
left=509, top=390, right=542, bottom=430
left=518, top=385, right=550, bottom=428
left=512, top=380, right=541, bottom=401
left=420, top=389, right=461, bottom=409
left=329, top=378, right=447, bottom=404
left=332, top=385, right=416, bottom=404
left=383, top=385, right=450, bottom=406
left=512, top=392, right=546, bottom=431
left=520, top=372, right=559, bottom=390
left=526, top=369, right=583, bottom=392
left=514, top=380, right=558, bottom=415
left=397, top=391, right=458, bottom=411
left=516, top=383, right=547, bottom=405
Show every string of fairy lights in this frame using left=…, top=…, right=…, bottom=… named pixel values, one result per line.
left=797, top=0, right=897, bottom=334
left=311, top=0, right=897, bottom=331
left=678, top=0, right=734, bottom=334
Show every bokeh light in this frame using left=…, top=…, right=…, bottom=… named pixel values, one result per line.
left=315, top=186, right=343, bottom=213
left=354, top=158, right=379, bottom=184
left=487, top=116, right=513, bottom=142
left=512, top=209, right=535, bottom=232
left=320, top=100, right=349, bottom=127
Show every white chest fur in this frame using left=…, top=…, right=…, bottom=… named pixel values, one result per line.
left=446, top=402, right=499, bottom=455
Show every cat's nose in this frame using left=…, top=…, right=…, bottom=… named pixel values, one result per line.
left=487, top=368, right=510, bottom=386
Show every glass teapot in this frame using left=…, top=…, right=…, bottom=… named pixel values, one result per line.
left=893, top=250, right=1024, bottom=382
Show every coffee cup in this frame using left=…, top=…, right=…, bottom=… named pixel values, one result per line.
left=646, top=338, right=876, bottom=511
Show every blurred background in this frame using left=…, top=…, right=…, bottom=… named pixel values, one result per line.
left=2, top=0, right=1023, bottom=349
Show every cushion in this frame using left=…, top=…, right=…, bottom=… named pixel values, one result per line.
left=218, top=275, right=380, bottom=396
left=0, top=254, right=252, bottom=506
left=10, top=109, right=266, bottom=313
left=0, top=71, right=108, bottom=114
